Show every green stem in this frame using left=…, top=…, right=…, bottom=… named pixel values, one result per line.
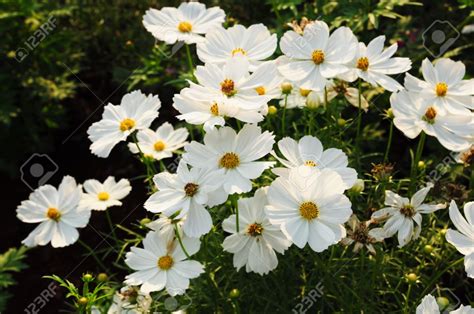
left=185, top=44, right=194, bottom=75
left=409, top=132, right=426, bottom=194
left=231, top=195, right=239, bottom=233
left=105, top=211, right=117, bottom=242
left=384, top=120, right=394, bottom=162
left=356, top=79, right=363, bottom=168
left=403, top=283, right=413, bottom=313
left=78, top=239, right=107, bottom=271
left=174, top=224, right=190, bottom=258
left=281, top=95, right=288, bottom=133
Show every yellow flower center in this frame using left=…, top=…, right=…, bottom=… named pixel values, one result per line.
left=423, top=106, right=437, bottom=124
left=231, top=47, right=247, bottom=56
left=221, top=79, right=236, bottom=97
left=157, top=255, right=174, bottom=270
left=98, top=192, right=110, bottom=201
left=177, top=21, right=192, bottom=33
left=311, top=50, right=325, bottom=64
left=300, top=88, right=311, bottom=97
left=255, top=86, right=266, bottom=95
left=119, top=118, right=135, bottom=132
left=247, top=223, right=264, bottom=237
left=210, top=103, right=219, bottom=116
left=305, top=160, right=316, bottom=167
left=219, top=152, right=240, bottom=169
left=154, top=140, right=166, bottom=152
left=299, top=202, right=319, bottom=220
left=46, top=207, right=61, bottom=221
left=356, top=57, right=369, bottom=71
left=184, top=182, right=199, bottom=197
left=435, top=82, right=448, bottom=97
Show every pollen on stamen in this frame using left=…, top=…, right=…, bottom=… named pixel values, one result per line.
left=47, top=207, right=61, bottom=221
left=98, top=192, right=110, bottom=201
left=210, top=103, right=219, bottom=116
left=305, top=160, right=316, bottom=167
left=423, top=106, right=437, bottom=124
left=356, top=57, right=369, bottom=71
left=435, top=82, right=448, bottom=97
left=299, top=202, right=319, bottom=220
left=219, top=152, right=240, bottom=169
left=177, top=21, right=192, bottom=33
left=247, top=223, right=264, bottom=237
left=157, top=255, right=173, bottom=270
left=311, top=50, right=325, bottom=65
left=184, top=182, right=199, bottom=197
left=231, top=47, right=247, bottom=56
left=400, top=204, right=415, bottom=217
left=221, top=79, right=236, bottom=97
left=119, top=118, right=135, bottom=132
left=255, top=86, right=266, bottom=95
left=154, top=140, right=166, bottom=152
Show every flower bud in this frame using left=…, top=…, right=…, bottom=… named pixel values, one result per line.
left=97, top=273, right=108, bottom=282
left=78, top=297, right=88, bottom=305
left=337, top=118, right=347, bottom=127
left=229, top=288, right=240, bottom=299
left=386, top=108, right=394, bottom=119
left=436, top=297, right=449, bottom=310
left=306, top=92, right=323, bottom=109
left=423, top=245, right=433, bottom=254
left=82, top=273, right=93, bottom=282
left=406, top=273, right=418, bottom=283
left=268, top=105, right=277, bottom=115
left=281, top=82, right=293, bottom=94
left=418, top=161, right=426, bottom=170
left=350, top=179, right=365, bottom=194
left=140, top=218, right=151, bottom=226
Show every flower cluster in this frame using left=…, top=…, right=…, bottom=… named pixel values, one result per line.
left=15, top=1, right=473, bottom=311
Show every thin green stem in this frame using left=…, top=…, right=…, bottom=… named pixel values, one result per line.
left=105, top=210, right=117, bottom=242
left=185, top=44, right=194, bottom=75
left=231, top=195, right=239, bottom=232
left=281, top=94, right=288, bottom=133
left=174, top=224, right=190, bottom=258
left=403, top=283, right=413, bottom=313
left=409, top=132, right=426, bottom=194
left=78, top=239, right=107, bottom=271
left=384, top=120, right=394, bottom=162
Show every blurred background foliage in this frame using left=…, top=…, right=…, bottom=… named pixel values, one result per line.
left=1, top=0, right=473, bottom=312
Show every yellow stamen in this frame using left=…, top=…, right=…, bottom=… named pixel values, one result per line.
left=119, top=118, right=135, bottom=132
left=157, top=255, right=173, bottom=270
left=255, top=86, right=266, bottom=95
left=47, top=207, right=61, bottom=221
left=98, top=192, right=110, bottom=201
left=247, top=223, right=264, bottom=237
left=356, top=57, right=369, bottom=71
left=423, top=106, right=437, bottom=124
left=210, top=103, right=219, bottom=116
left=299, top=202, right=319, bottom=220
left=184, top=183, right=199, bottom=197
left=311, top=50, right=325, bottom=65
left=221, top=79, right=236, bottom=97
left=154, top=141, right=166, bottom=152
left=219, top=152, right=240, bottom=169
left=305, top=160, right=316, bottom=167
left=177, top=21, right=192, bottom=33
left=231, top=47, right=246, bottom=56
left=435, top=82, right=448, bottom=97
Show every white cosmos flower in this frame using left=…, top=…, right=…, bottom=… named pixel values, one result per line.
left=144, top=161, right=225, bottom=237
left=340, top=215, right=386, bottom=255
left=272, top=135, right=357, bottom=189
left=142, top=2, right=225, bottom=45
left=265, top=168, right=352, bottom=252
left=222, top=188, right=291, bottom=275
left=405, top=58, right=474, bottom=115
left=197, top=24, right=277, bottom=70
left=326, top=80, right=369, bottom=111
left=87, top=90, right=161, bottom=158
left=446, top=200, right=474, bottom=279
left=416, top=294, right=439, bottom=314
left=147, top=214, right=185, bottom=244
left=279, top=85, right=314, bottom=109
left=108, top=286, right=152, bottom=314
left=416, top=294, right=474, bottom=314
left=341, top=35, right=411, bottom=92
left=278, top=21, right=357, bottom=91
left=371, top=185, right=446, bottom=247
left=183, top=124, right=275, bottom=194
left=128, top=123, right=188, bottom=160
left=390, top=90, right=473, bottom=152
left=80, top=176, right=131, bottom=211
left=125, top=231, right=204, bottom=295
left=184, top=57, right=273, bottom=112
left=17, top=176, right=90, bottom=248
